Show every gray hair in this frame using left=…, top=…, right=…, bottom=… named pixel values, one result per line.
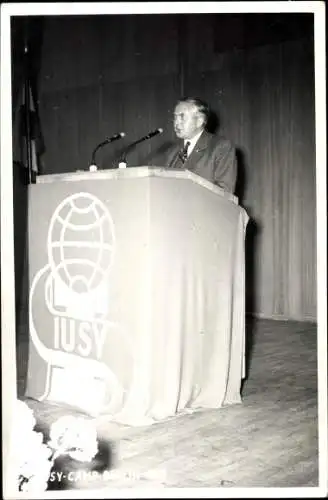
left=176, top=97, right=210, bottom=124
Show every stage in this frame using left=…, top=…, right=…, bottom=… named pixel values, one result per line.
left=16, top=317, right=318, bottom=489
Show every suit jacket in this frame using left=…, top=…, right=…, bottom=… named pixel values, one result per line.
left=154, top=130, right=237, bottom=194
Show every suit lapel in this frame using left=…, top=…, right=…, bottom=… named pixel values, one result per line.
left=167, top=142, right=181, bottom=168
left=167, top=131, right=212, bottom=169
left=185, top=130, right=211, bottom=170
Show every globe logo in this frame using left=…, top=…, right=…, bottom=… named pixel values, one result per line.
left=46, top=192, right=116, bottom=320
left=27, top=191, right=133, bottom=415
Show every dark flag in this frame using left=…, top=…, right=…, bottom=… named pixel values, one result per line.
left=15, top=78, right=44, bottom=175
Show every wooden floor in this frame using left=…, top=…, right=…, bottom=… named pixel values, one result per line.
left=15, top=317, right=320, bottom=492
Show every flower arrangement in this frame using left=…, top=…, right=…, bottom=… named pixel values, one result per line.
left=10, top=399, right=99, bottom=492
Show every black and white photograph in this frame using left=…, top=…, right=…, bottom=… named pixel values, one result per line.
left=1, top=2, right=327, bottom=498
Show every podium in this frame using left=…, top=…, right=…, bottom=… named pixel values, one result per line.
left=25, top=167, right=249, bottom=425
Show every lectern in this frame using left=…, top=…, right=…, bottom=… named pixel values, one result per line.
left=25, top=167, right=248, bottom=425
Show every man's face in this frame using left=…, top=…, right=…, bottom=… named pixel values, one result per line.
left=173, top=102, right=204, bottom=140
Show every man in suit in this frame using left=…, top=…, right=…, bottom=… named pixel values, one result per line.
left=157, top=97, right=237, bottom=194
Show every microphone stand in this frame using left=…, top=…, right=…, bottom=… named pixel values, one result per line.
left=90, top=140, right=111, bottom=170
left=118, top=142, right=139, bottom=169
left=89, top=134, right=125, bottom=171
left=118, top=129, right=163, bottom=168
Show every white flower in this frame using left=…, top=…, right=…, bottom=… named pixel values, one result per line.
left=14, top=400, right=36, bottom=435
left=10, top=401, right=99, bottom=493
left=20, top=477, right=49, bottom=493
left=10, top=399, right=54, bottom=492
left=19, top=453, right=53, bottom=493
left=48, top=415, right=98, bottom=462
left=13, top=432, right=54, bottom=491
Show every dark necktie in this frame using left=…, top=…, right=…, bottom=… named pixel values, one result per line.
left=169, top=140, right=191, bottom=169
left=180, top=141, right=191, bottom=164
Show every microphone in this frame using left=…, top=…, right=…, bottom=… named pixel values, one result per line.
left=105, top=132, right=126, bottom=143
left=118, top=128, right=163, bottom=168
left=89, top=132, right=125, bottom=171
left=140, top=128, right=164, bottom=142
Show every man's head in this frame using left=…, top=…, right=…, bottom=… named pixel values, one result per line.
left=173, top=97, right=209, bottom=140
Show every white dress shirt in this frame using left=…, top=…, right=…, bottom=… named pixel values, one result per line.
left=184, top=130, right=203, bottom=157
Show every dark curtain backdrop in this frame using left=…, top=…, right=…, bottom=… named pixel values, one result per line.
left=12, top=14, right=316, bottom=322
